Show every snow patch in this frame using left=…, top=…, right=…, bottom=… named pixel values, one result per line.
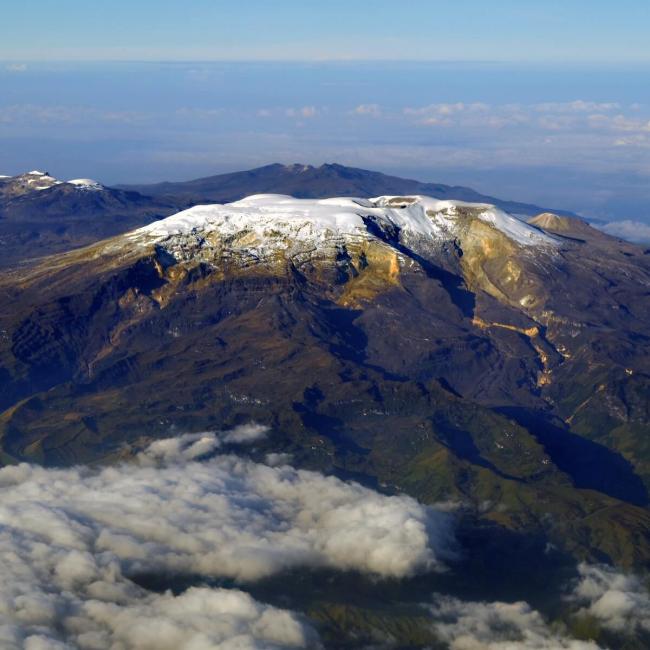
left=20, top=170, right=61, bottom=191
left=478, top=205, right=554, bottom=246
left=133, top=194, right=557, bottom=254
left=68, top=178, right=104, bottom=190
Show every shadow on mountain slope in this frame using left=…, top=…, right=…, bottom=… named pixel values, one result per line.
left=497, top=406, right=649, bottom=506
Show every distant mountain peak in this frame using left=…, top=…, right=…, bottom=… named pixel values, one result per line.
left=118, top=162, right=580, bottom=220
left=0, top=172, right=62, bottom=197
left=528, top=212, right=602, bottom=238
left=0, top=171, right=108, bottom=198
left=283, top=163, right=314, bottom=173
left=67, top=178, right=104, bottom=191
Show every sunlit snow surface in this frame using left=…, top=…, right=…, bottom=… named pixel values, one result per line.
left=133, top=194, right=557, bottom=250
left=19, top=170, right=62, bottom=191
left=67, top=178, right=104, bottom=190
left=2, top=171, right=106, bottom=193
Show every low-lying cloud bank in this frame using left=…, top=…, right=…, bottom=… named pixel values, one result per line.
left=429, top=596, right=599, bottom=650
left=0, top=429, right=454, bottom=648
left=597, top=220, right=650, bottom=244
left=570, top=563, right=650, bottom=635
left=428, top=563, right=650, bottom=649
left=3, top=427, right=649, bottom=649
left=2, top=586, right=316, bottom=650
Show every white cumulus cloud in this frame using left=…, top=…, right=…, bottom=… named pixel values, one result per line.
left=352, top=104, right=382, bottom=117
left=428, top=563, right=650, bottom=649
left=569, top=563, right=650, bottom=634
left=285, top=106, right=318, bottom=119
left=429, top=596, right=601, bottom=649
left=0, top=430, right=454, bottom=648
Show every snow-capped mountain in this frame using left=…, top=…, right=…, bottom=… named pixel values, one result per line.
left=1, top=184, right=650, bottom=611
left=0, top=163, right=584, bottom=268
left=0, top=170, right=62, bottom=198
left=123, top=194, right=559, bottom=309
left=0, top=171, right=179, bottom=266
left=134, top=194, right=556, bottom=251
left=0, top=170, right=110, bottom=198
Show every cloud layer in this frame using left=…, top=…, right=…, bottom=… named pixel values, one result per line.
left=2, top=426, right=649, bottom=649
left=598, top=219, right=650, bottom=243
left=428, top=562, right=650, bottom=649
left=429, top=596, right=600, bottom=650
left=570, top=563, right=650, bottom=634
left=3, top=60, right=650, bottom=226
left=0, top=430, right=454, bottom=648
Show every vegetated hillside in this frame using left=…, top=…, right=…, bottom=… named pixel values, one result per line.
left=1, top=193, right=649, bottom=577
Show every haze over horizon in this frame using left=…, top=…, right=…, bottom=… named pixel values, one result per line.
left=2, top=1, right=649, bottom=63
left=4, top=4, right=650, bottom=649
left=2, top=1, right=650, bottom=236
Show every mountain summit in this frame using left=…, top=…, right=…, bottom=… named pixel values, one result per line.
left=1, top=191, right=649, bottom=574
left=119, top=162, right=579, bottom=218
left=0, top=171, right=178, bottom=267
left=0, top=164, right=579, bottom=268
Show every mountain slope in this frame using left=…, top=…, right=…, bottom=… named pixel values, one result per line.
left=0, top=165, right=579, bottom=268
left=0, top=171, right=179, bottom=267
left=119, top=162, right=579, bottom=218
left=1, top=193, right=649, bottom=574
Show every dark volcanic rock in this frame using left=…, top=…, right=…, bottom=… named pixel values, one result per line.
left=1, top=193, right=649, bottom=571
left=119, top=162, right=578, bottom=217
left=0, top=173, right=179, bottom=267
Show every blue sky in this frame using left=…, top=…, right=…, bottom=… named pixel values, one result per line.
left=1, top=3, right=650, bottom=239
left=1, top=1, right=650, bottom=63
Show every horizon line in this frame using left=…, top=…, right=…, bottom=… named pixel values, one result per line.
left=3, top=58, right=650, bottom=66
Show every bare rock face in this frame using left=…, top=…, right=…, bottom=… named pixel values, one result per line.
left=1, top=193, right=650, bottom=571
left=0, top=170, right=62, bottom=198
left=529, top=212, right=584, bottom=231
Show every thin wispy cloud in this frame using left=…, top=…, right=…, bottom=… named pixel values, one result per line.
left=588, top=113, right=650, bottom=133
left=598, top=220, right=650, bottom=242
left=0, top=104, right=150, bottom=126
left=285, top=106, right=319, bottom=119
left=533, top=100, right=621, bottom=113
left=4, top=63, right=27, bottom=73
left=175, top=107, right=225, bottom=120
left=402, top=100, right=650, bottom=134
left=352, top=104, right=382, bottom=117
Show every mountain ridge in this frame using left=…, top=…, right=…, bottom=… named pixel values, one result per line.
left=0, top=164, right=582, bottom=269
left=118, top=162, right=582, bottom=219
left=1, top=190, right=649, bottom=577
left=0, top=171, right=179, bottom=267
